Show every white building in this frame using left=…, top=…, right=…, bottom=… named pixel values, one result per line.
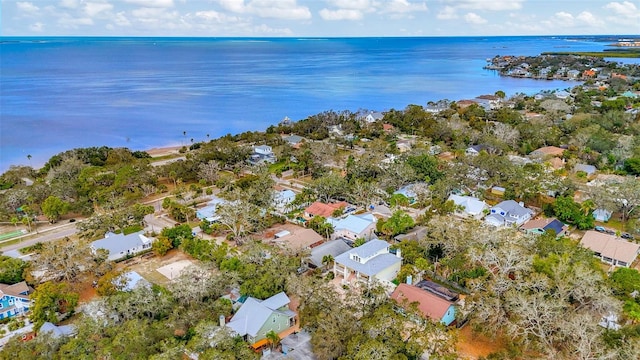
left=333, top=239, right=402, bottom=285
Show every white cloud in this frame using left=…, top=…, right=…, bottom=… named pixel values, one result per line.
left=58, top=16, right=94, bottom=28
left=29, top=22, right=44, bottom=31
left=124, top=0, right=174, bottom=8
left=604, top=1, right=639, bottom=16
left=576, top=11, right=604, bottom=27
left=59, top=0, right=79, bottom=9
left=114, top=11, right=131, bottom=26
left=195, top=10, right=241, bottom=23
left=464, top=12, right=486, bottom=25
left=554, top=11, right=574, bottom=24
left=16, top=2, right=39, bottom=12
left=382, top=0, right=427, bottom=14
left=319, top=8, right=363, bottom=20
left=450, top=0, right=523, bottom=11
left=253, top=23, right=292, bottom=35
left=325, top=0, right=374, bottom=10
left=437, top=6, right=457, bottom=20
left=85, top=2, right=113, bottom=17
left=216, top=0, right=311, bottom=20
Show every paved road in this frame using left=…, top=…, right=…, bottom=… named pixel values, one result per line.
left=1, top=224, right=78, bottom=253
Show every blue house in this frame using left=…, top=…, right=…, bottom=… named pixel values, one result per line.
left=0, top=281, right=33, bottom=320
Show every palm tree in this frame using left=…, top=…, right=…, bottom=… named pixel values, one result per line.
left=580, top=199, right=596, bottom=216
left=322, top=254, right=334, bottom=268
left=265, top=330, right=280, bottom=351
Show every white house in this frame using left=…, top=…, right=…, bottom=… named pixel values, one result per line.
left=90, top=231, right=153, bottom=261
left=447, top=194, right=488, bottom=219
left=364, top=111, right=384, bottom=123
left=327, top=213, right=377, bottom=242
left=333, top=239, right=402, bottom=285
left=249, top=145, right=276, bottom=165
left=196, top=196, right=225, bottom=223
left=485, top=200, right=533, bottom=227
left=273, top=189, right=296, bottom=214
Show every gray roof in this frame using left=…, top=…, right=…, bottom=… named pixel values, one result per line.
left=448, top=194, right=487, bottom=215
left=335, top=239, right=401, bottom=277
left=91, top=231, right=151, bottom=257
left=492, top=200, right=532, bottom=217
left=39, top=322, right=76, bottom=338
left=308, top=240, right=352, bottom=267
left=116, top=271, right=150, bottom=292
left=227, top=292, right=291, bottom=338
left=284, top=135, right=304, bottom=144
left=575, top=164, right=596, bottom=175
left=327, top=213, right=375, bottom=234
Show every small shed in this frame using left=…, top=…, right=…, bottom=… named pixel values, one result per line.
left=274, top=230, right=291, bottom=239
left=491, top=186, right=506, bottom=196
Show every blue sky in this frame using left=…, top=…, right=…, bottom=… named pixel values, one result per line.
left=2, top=0, right=639, bottom=36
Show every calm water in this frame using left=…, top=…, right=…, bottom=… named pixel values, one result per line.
left=0, top=36, right=617, bottom=171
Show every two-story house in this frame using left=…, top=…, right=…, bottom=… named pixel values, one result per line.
left=248, top=145, right=276, bottom=165
left=485, top=200, right=533, bottom=227
left=226, top=292, right=297, bottom=349
left=333, top=239, right=402, bottom=285
left=0, top=281, right=33, bottom=320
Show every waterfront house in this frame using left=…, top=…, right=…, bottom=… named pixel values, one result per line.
left=327, top=213, right=377, bottom=242
left=90, top=231, right=153, bottom=262
left=0, top=281, right=32, bottom=320
left=520, top=218, right=568, bottom=237
left=447, top=194, right=488, bottom=219
left=333, top=239, right=402, bottom=285
left=248, top=145, right=276, bottom=165
left=226, top=292, right=297, bottom=349
left=580, top=231, right=640, bottom=268
left=485, top=200, right=533, bottom=227
left=593, top=208, right=612, bottom=222
left=391, top=282, right=457, bottom=326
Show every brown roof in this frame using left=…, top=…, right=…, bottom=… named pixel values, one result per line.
left=0, top=281, right=31, bottom=300
left=532, top=146, right=565, bottom=157
left=547, top=157, right=565, bottom=169
left=304, top=201, right=349, bottom=218
left=391, top=283, right=454, bottom=322
left=273, top=228, right=324, bottom=252
left=520, top=218, right=554, bottom=230
left=580, top=231, right=640, bottom=265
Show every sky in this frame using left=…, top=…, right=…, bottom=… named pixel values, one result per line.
left=1, top=0, right=639, bottom=37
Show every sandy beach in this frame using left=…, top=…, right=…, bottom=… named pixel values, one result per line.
left=144, top=146, right=183, bottom=157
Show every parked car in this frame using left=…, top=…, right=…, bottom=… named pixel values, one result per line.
left=594, top=226, right=606, bottom=232
left=605, top=229, right=616, bottom=235
left=622, top=233, right=635, bottom=240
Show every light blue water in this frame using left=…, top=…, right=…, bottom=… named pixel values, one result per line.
left=0, top=36, right=616, bottom=171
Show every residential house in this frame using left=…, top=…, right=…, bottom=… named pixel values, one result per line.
left=593, top=208, right=612, bottom=222
left=520, top=218, right=568, bottom=237
left=283, top=135, right=304, bottom=148
left=475, top=94, right=501, bottom=110
left=382, top=123, right=396, bottom=133
left=273, top=189, right=296, bottom=214
left=456, top=99, right=479, bottom=108
left=327, top=213, right=377, bottom=242
left=364, top=112, right=384, bottom=123
left=272, top=227, right=324, bottom=253
left=574, top=164, right=597, bottom=176
left=447, top=194, right=488, bottom=219
left=394, top=226, right=428, bottom=243
left=226, top=292, right=297, bottom=349
left=305, top=239, right=352, bottom=269
left=485, top=200, right=533, bottom=227
left=115, top=271, right=151, bottom=292
left=580, top=231, right=640, bottom=268
left=391, top=283, right=457, bottom=326
left=303, top=201, right=349, bottom=219
left=196, top=196, right=225, bottom=223
left=425, top=102, right=449, bottom=113
left=529, top=146, right=565, bottom=158
left=39, top=322, right=76, bottom=339
left=0, top=281, right=32, bottom=320
left=248, top=145, right=276, bottom=165
left=333, top=239, right=402, bottom=285
left=90, top=231, right=153, bottom=262
left=394, top=183, right=425, bottom=204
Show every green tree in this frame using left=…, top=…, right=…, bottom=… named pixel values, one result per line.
left=377, top=210, right=415, bottom=237
left=30, top=281, right=79, bottom=330
left=41, top=195, right=69, bottom=223
left=0, top=255, right=28, bottom=284
left=609, top=268, right=640, bottom=296
left=152, top=236, right=173, bottom=256
left=308, top=216, right=334, bottom=239
left=265, top=330, right=281, bottom=351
